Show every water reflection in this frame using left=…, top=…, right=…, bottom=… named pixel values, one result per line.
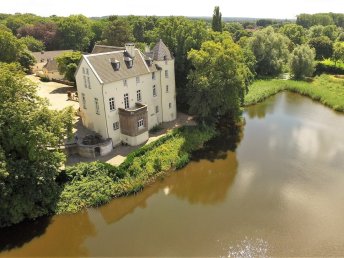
left=2, top=92, right=344, bottom=257
left=0, top=211, right=95, bottom=257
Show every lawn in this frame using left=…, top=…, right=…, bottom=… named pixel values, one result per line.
left=244, top=74, right=344, bottom=112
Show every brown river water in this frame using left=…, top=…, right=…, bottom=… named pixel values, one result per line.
left=1, top=92, right=344, bottom=257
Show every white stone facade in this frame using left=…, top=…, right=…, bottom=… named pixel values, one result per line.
left=75, top=41, right=177, bottom=147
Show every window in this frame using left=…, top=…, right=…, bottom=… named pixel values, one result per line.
left=113, top=122, right=119, bottom=130
left=86, top=68, right=89, bottom=75
left=87, top=77, right=91, bottom=89
left=124, top=93, right=129, bottom=109
left=83, top=76, right=87, bottom=88
left=164, top=56, right=168, bottom=65
left=109, top=97, right=115, bottom=111
left=82, top=67, right=85, bottom=74
left=123, top=79, right=128, bottom=86
left=155, top=105, right=159, bottom=113
left=137, top=118, right=144, bottom=128
left=137, top=90, right=142, bottom=102
left=153, top=85, right=157, bottom=97
left=169, top=103, right=172, bottom=109
left=152, top=72, right=155, bottom=80
left=95, top=98, right=100, bottom=115
left=165, top=70, right=169, bottom=78
left=114, top=61, right=120, bottom=70
left=166, top=85, right=169, bottom=93
left=82, top=93, right=86, bottom=109
left=128, top=59, right=133, bottom=68
left=136, top=76, right=140, bottom=83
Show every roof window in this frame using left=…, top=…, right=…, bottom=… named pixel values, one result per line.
left=110, top=58, right=120, bottom=71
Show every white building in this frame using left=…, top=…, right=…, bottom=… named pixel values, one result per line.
left=75, top=40, right=177, bottom=147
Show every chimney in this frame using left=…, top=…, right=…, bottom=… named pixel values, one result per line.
left=125, top=43, right=135, bottom=58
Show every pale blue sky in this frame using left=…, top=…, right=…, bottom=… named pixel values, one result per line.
left=1, top=0, right=344, bottom=19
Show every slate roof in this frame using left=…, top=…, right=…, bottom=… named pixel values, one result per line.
left=43, top=59, right=59, bottom=71
left=85, top=49, right=158, bottom=84
left=31, top=50, right=72, bottom=63
left=91, top=45, right=125, bottom=54
left=150, top=39, right=172, bottom=61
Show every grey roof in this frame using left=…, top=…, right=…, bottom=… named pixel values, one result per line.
left=31, top=50, right=72, bottom=63
left=85, top=49, right=158, bottom=84
left=151, top=39, right=172, bottom=61
left=43, top=59, right=59, bottom=71
left=92, top=45, right=125, bottom=54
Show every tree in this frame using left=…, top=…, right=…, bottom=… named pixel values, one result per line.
left=308, top=36, right=333, bottom=60
left=333, top=41, right=344, bottom=64
left=308, top=25, right=324, bottom=39
left=186, top=39, right=252, bottom=124
left=0, top=63, right=74, bottom=227
left=322, top=25, right=339, bottom=41
left=56, top=51, right=82, bottom=82
left=249, top=26, right=290, bottom=76
left=19, top=35, right=45, bottom=51
left=18, top=50, right=35, bottom=73
left=17, top=22, right=59, bottom=50
left=289, top=44, right=315, bottom=79
left=57, top=15, right=93, bottom=51
left=212, top=6, right=222, bottom=32
left=101, top=16, right=133, bottom=46
left=279, top=23, right=306, bottom=45
left=0, top=30, right=22, bottom=63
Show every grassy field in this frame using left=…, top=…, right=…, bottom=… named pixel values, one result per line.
left=244, top=74, right=344, bottom=112
left=56, top=126, right=216, bottom=213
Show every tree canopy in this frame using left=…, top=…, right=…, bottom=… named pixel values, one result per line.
left=289, top=44, right=316, bottom=79
left=0, top=63, right=74, bottom=227
left=56, top=51, right=82, bottom=82
left=250, top=26, right=290, bottom=76
left=212, top=6, right=222, bottom=32
left=186, top=39, right=252, bottom=124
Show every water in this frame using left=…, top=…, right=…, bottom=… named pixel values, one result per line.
left=1, top=92, right=344, bottom=257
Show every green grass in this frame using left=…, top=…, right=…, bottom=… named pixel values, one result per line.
left=244, top=74, right=344, bottom=112
left=55, top=126, right=216, bottom=213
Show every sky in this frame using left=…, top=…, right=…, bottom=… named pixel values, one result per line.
left=1, top=0, right=344, bottom=19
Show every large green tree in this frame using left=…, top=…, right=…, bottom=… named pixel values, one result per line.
left=56, top=51, right=82, bottom=82
left=0, top=30, right=22, bottom=63
left=279, top=23, right=306, bottom=45
left=101, top=16, right=133, bottom=47
left=0, top=63, right=74, bottom=227
left=186, top=39, right=252, bottom=124
left=250, top=26, right=290, bottom=76
left=19, top=35, right=45, bottom=52
left=333, top=41, right=344, bottom=64
left=212, top=6, right=222, bottom=32
left=57, top=15, right=93, bottom=51
left=289, top=44, right=316, bottom=79
left=308, top=36, right=333, bottom=60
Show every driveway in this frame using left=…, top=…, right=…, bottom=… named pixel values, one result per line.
left=27, top=75, right=79, bottom=111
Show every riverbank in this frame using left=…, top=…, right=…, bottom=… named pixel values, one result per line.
left=244, top=74, right=344, bottom=112
left=56, top=126, right=216, bottom=213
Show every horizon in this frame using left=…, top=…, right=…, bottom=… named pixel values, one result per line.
left=2, top=0, right=344, bottom=19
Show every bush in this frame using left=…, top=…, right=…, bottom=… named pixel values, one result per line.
left=56, top=126, right=217, bottom=214
left=314, top=60, right=344, bottom=75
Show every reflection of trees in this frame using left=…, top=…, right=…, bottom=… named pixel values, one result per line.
left=167, top=151, right=238, bottom=205
left=0, top=216, right=51, bottom=252
left=245, top=94, right=280, bottom=119
left=0, top=211, right=95, bottom=257
left=99, top=122, right=243, bottom=223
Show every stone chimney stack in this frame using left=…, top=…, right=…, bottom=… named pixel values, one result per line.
left=125, top=43, right=135, bottom=58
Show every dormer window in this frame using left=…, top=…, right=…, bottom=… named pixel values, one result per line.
left=145, top=57, right=153, bottom=66
left=110, top=58, right=120, bottom=71
left=124, top=56, right=133, bottom=68
left=128, top=59, right=133, bottom=68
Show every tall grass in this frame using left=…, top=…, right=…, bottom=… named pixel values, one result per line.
left=244, top=75, right=344, bottom=112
